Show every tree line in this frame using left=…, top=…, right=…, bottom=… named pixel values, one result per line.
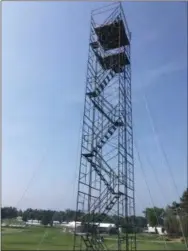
left=1, top=189, right=188, bottom=237
left=1, top=207, right=76, bottom=226
left=1, top=206, right=147, bottom=229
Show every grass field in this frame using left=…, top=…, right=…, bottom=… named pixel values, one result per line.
left=2, top=226, right=186, bottom=250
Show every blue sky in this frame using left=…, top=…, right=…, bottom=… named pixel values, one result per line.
left=2, top=1, right=187, bottom=215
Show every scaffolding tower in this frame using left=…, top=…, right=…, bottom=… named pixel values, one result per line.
left=74, top=2, right=136, bottom=250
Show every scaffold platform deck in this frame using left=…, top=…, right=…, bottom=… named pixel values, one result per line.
left=95, top=19, right=130, bottom=51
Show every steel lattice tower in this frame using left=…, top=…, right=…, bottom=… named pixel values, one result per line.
left=74, top=2, right=136, bottom=250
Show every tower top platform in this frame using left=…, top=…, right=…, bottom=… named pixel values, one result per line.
left=95, top=19, right=130, bottom=51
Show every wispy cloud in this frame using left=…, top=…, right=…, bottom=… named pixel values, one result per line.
left=134, top=60, right=187, bottom=92
left=148, top=61, right=186, bottom=79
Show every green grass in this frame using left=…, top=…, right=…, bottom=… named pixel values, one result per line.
left=2, top=227, right=73, bottom=250
left=1, top=226, right=186, bottom=250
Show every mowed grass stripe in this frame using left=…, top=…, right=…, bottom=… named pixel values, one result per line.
left=1, top=227, right=186, bottom=250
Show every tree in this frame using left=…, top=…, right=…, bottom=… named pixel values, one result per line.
left=143, top=207, right=164, bottom=227
left=180, top=189, right=188, bottom=214
left=52, top=212, right=61, bottom=222
left=1, top=207, right=18, bottom=219
left=22, top=211, right=28, bottom=222
left=17, top=210, right=23, bottom=217
left=135, top=216, right=147, bottom=229
left=41, top=215, right=50, bottom=226
left=65, top=209, right=76, bottom=222
left=179, top=189, right=188, bottom=238
left=164, top=195, right=187, bottom=238
left=165, top=206, right=181, bottom=237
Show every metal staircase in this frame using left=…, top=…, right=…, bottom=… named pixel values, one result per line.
left=81, top=234, right=108, bottom=251
left=87, top=69, right=115, bottom=98
left=93, top=118, right=123, bottom=151
left=83, top=155, right=114, bottom=193
left=80, top=189, right=122, bottom=251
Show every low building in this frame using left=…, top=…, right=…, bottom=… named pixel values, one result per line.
left=53, top=221, right=60, bottom=226
left=63, top=221, right=116, bottom=234
left=26, top=219, right=41, bottom=226
left=16, top=216, right=23, bottom=222
left=61, top=221, right=82, bottom=233
left=144, top=224, right=167, bottom=235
